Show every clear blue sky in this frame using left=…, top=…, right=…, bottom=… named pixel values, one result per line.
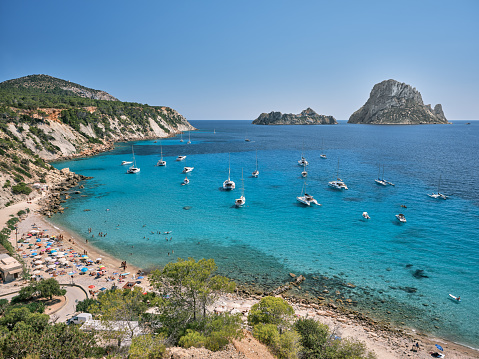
left=1, top=0, right=478, bottom=120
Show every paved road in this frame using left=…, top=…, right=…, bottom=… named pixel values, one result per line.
left=50, top=286, right=87, bottom=323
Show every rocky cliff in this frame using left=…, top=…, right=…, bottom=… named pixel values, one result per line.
left=253, top=108, right=337, bottom=125
left=348, top=80, right=449, bottom=125
left=0, top=74, right=195, bottom=208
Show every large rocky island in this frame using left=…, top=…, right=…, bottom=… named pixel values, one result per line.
left=348, top=79, right=449, bottom=124
left=253, top=108, right=337, bottom=125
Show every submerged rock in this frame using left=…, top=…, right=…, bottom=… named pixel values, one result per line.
left=412, top=269, right=429, bottom=279
left=183, top=206, right=192, bottom=210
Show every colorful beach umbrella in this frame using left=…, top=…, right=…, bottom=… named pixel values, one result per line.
left=88, top=285, right=95, bottom=288
left=435, top=344, right=444, bottom=351
left=36, top=238, right=41, bottom=242
left=81, top=267, right=88, bottom=272
left=137, top=276, right=144, bottom=279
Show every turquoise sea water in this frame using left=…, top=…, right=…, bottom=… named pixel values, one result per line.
left=51, top=120, right=479, bottom=348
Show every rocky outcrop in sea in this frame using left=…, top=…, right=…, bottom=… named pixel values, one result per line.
left=253, top=108, right=337, bottom=125
left=348, top=79, right=449, bottom=125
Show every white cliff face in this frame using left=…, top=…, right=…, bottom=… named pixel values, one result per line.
left=348, top=79, right=449, bottom=124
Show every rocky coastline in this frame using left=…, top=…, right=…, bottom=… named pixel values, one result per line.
left=253, top=108, right=337, bottom=125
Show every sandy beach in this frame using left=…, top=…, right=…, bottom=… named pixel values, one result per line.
left=1, top=194, right=478, bottom=359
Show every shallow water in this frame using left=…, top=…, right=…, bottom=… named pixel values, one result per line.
left=51, top=120, right=479, bottom=348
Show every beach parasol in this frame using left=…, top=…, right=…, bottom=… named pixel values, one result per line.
left=32, top=270, right=41, bottom=275
left=35, top=264, right=44, bottom=269
left=34, top=260, right=43, bottom=265
left=100, top=287, right=107, bottom=291
left=51, top=252, right=58, bottom=256
left=30, top=252, right=38, bottom=256
left=435, top=344, right=444, bottom=351
left=45, top=257, right=54, bottom=262
left=81, top=267, right=89, bottom=272
left=36, top=243, right=43, bottom=247
left=36, top=238, right=41, bottom=242
left=137, top=276, right=144, bottom=279
left=67, top=271, right=75, bottom=275
left=47, top=264, right=56, bottom=269
left=56, top=253, right=64, bottom=258
left=88, top=285, right=95, bottom=289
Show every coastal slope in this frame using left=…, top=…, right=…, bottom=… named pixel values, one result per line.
left=253, top=108, right=337, bottom=125
left=0, top=74, right=194, bottom=208
left=348, top=79, right=449, bottom=124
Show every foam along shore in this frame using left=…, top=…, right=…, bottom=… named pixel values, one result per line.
left=1, top=198, right=478, bottom=358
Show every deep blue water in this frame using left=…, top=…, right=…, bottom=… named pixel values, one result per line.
left=51, top=120, right=479, bottom=348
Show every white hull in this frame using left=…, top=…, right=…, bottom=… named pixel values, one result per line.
left=121, top=161, right=132, bottom=165
left=297, top=195, right=319, bottom=206
left=328, top=180, right=348, bottom=190
left=223, top=180, right=235, bottom=190
left=182, top=178, right=189, bottom=185
left=176, top=156, right=186, bottom=161
left=298, top=158, right=309, bottom=166
left=320, top=154, right=327, bottom=159
left=362, top=212, right=370, bottom=219
left=182, top=167, right=194, bottom=173
left=127, top=167, right=140, bottom=174
left=375, top=179, right=387, bottom=186
left=428, top=193, right=447, bottom=200
left=301, top=171, right=307, bottom=178
left=156, top=160, right=166, bottom=166
left=252, top=170, right=259, bottom=178
left=235, top=196, right=245, bottom=207
left=395, top=214, right=406, bottom=223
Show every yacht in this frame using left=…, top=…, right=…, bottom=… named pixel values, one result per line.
left=182, top=175, right=189, bottom=185
left=180, top=133, right=184, bottom=142
left=126, top=146, right=140, bottom=174
left=235, top=169, right=245, bottom=207
left=328, top=159, right=348, bottom=190
left=298, top=156, right=309, bottom=166
left=375, top=165, right=387, bottom=186
left=176, top=155, right=186, bottom=161
left=301, top=163, right=307, bottom=178
left=297, top=179, right=319, bottom=206
left=156, top=141, right=166, bottom=166
left=252, top=150, right=259, bottom=178
left=223, top=153, right=235, bottom=190
left=320, top=139, right=327, bottom=159
left=187, top=131, right=191, bottom=144
left=121, top=161, right=133, bottom=166
left=182, top=167, right=194, bottom=173
left=396, top=213, right=407, bottom=223
left=428, top=175, right=447, bottom=199
left=362, top=212, right=370, bottom=219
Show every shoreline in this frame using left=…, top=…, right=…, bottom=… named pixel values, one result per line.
left=1, top=191, right=478, bottom=358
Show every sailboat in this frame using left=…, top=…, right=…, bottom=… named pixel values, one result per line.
left=252, top=150, right=259, bottom=178
left=180, top=132, right=184, bottom=142
left=156, top=141, right=166, bottom=166
left=428, top=175, right=448, bottom=199
left=187, top=131, right=191, bottom=144
left=126, top=146, right=140, bottom=174
left=182, top=173, right=189, bottom=185
left=328, top=158, right=348, bottom=190
left=297, top=178, right=319, bottom=206
left=223, top=153, right=235, bottom=190
left=214, top=129, right=216, bottom=134
left=320, top=139, right=327, bottom=159
left=301, top=163, right=307, bottom=178
left=298, top=143, right=308, bottom=166
left=235, top=169, right=245, bottom=207
left=375, top=165, right=387, bottom=186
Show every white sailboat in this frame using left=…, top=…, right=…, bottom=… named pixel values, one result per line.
left=187, top=131, right=191, bottom=144
left=156, top=141, right=166, bottom=166
left=297, top=178, right=319, bottom=206
left=428, top=175, right=448, bottom=199
left=180, top=132, right=184, bottom=142
left=320, top=139, right=327, bottom=159
left=252, top=150, right=259, bottom=178
left=126, top=146, right=140, bottom=174
left=182, top=174, right=189, bottom=185
left=375, top=165, right=387, bottom=186
left=298, top=143, right=308, bottom=166
left=235, top=168, right=245, bottom=207
left=214, top=129, right=216, bottom=134
left=223, top=153, right=235, bottom=190
left=301, top=163, right=307, bottom=178
left=328, top=158, right=348, bottom=190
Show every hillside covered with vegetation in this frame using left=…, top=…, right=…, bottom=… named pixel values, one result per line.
left=0, top=74, right=194, bottom=208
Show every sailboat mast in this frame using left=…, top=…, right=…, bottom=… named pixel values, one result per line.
left=241, top=168, right=244, bottom=196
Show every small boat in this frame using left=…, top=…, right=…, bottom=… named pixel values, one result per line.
left=329, top=159, right=348, bottom=190
left=176, top=155, right=186, bottom=161
left=156, top=141, right=166, bottom=166
left=428, top=175, right=448, bottom=199
left=182, top=175, right=189, bottom=185
left=187, top=131, right=191, bottom=144
left=214, top=129, right=216, bottom=134
left=126, top=146, right=140, bottom=174
left=180, top=133, right=184, bottom=142
left=182, top=167, right=194, bottom=173
left=298, top=143, right=308, bottom=166
left=362, top=212, right=370, bottom=219
left=252, top=150, right=259, bottom=178
left=301, top=163, right=307, bottom=178
left=223, top=153, right=235, bottom=190
left=395, top=213, right=406, bottom=223
left=121, top=161, right=133, bottom=165
left=320, top=139, right=327, bottom=159
left=235, top=169, right=245, bottom=207
left=449, top=293, right=461, bottom=302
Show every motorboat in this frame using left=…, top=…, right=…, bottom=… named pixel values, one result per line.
left=320, top=154, right=327, bottom=159
left=223, top=153, right=235, bottom=190
left=329, top=159, right=347, bottom=190
left=395, top=213, right=406, bottom=223
left=428, top=175, right=447, bottom=199
left=121, top=161, right=132, bottom=165
left=362, top=212, right=370, bottom=219
left=176, top=155, right=186, bottom=161
left=182, top=167, right=194, bottom=173
left=126, top=146, right=140, bottom=174
left=252, top=150, right=259, bottom=178
left=156, top=141, right=166, bottom=166
left=235, top=169, right=245, bottom=207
